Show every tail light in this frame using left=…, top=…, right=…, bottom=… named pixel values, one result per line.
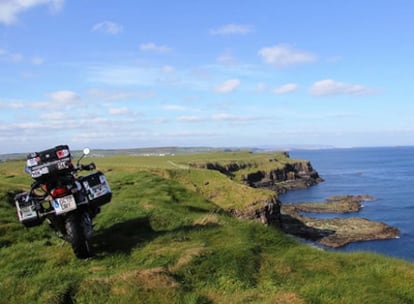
left=56, top=149, right=70, bottom=159
left=51, top=186, right=69, bottom=198
left=27, top=156, right=40, bottom=167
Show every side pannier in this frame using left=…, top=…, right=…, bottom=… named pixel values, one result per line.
left=80, top=171, right=112, bottom=207
left=15, top=192, right=44, bottom=227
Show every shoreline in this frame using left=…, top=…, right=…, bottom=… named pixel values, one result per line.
left=279, top=195, right=400, bottom=248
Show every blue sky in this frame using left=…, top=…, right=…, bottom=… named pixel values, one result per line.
left=1, top=0, right=413, bottom=154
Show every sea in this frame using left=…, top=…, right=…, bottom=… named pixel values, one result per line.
left=279, top=146, right=414, bottom=262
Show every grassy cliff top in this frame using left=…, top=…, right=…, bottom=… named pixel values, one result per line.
left=1, top=152, right=413, bottom=303
left=89, top=150, right=297, bottom=169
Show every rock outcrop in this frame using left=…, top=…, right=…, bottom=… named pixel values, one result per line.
left=281, top=195, right=400, bottom=248
left=286, top=195, right=375, bottom=214
left=228, top=195, right=281, bottom=226
left=242, top=161, right=323, bottom=194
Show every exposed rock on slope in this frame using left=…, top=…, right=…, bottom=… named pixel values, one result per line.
left=228, top=196, right=281, bottom=226
left=242, top=161, right=323, bottom=194
left=164, top=166, right=282, bottom=227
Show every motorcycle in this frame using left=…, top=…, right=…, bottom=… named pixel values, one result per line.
left=14, top=145, right=112, bottom=259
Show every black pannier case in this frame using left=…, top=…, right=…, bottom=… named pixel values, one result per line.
left=26, top=145, right=73, bottom=181
left=80, top=171, right=112, bottom=206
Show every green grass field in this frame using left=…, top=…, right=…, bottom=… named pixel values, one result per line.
left=1, top=152, right=413, bottom=303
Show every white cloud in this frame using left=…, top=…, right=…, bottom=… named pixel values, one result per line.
left=48, top=90, right=81, bottom=105
left=217, top=50, right=236, bottom=65
left=88, top=88, right=156, bottom=101
left=108, top=107, right=130, bottom=115
left=273, top=83, right=299, bottom=94
left=326, top=55, right=343, bottom=63
left=92, top=21, right=123, bottom=35
left=212, top=113, right=257, bottom=121
left=0, top=98, right=74, bottom=110
left=309, top=79, right=378, bottom=96
left=177, top=115, right=205, bottom=122
left=87, top=65, right=160, bottom=86
left=258, top=44, right=317, bottom=67
left=31, top=56, right=45, bottom=65
left=162, top=105, right=189, bottom=111
left=162, top=65, right=175, bottom=73
left=209, top=24, right=254, bottom=35
left=0, top=0, right=64, bottom=25
left=9, top=52, right=23, bottom=62
left=163, top=104, right=200, bottom=112
left=0, top=100, right=24, bottom=109
left=214, top=79, right=240, bottom=93
left=139, top=42, right=172, bottom=53
left=256, top=83, right=267, bottom=93
left=40, top=111, right=67, bottom=120
left=0, top=48, right=23, bottom=62
left=0, top=48, right=47, bottom=65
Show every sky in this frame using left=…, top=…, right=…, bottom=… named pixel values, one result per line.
left=0, top=0, right=414, bottom=154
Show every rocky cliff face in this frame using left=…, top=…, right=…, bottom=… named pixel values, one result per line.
left=189, top=154, right=323, bottom=226
left=192, top=158, right=323, bottom=195
left=242, top=161, right=323, bottom=194
left=228, top=195, right=281, bottom=226
left=187, top=154, right=398, bottom=247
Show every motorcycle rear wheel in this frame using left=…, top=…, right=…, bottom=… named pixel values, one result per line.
left=65, top=212, right=93, bottom=259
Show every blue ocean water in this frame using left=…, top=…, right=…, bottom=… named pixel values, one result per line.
left=279, top=146, right=414, bottom=262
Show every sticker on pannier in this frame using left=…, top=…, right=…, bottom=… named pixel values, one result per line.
left=81, top=171, right=112, bottom=206
left=15, top=192, right=44, bottom=227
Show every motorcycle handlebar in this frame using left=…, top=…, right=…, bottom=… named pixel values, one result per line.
left=79, top=162, right=96, bottom=171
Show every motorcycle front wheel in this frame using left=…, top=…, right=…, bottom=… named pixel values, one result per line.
left=65, top=212, right=93, bottom=259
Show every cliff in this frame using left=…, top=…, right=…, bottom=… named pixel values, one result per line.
left=185, top=152, right=323, bottom=226
left=186, top=153, right=399, bottom=248
left=241, top=161, right=323, bottom=194
left=189, top=152, right=323, bottom=195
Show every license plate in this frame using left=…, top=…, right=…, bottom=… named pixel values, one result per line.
left=54, top=195, right=77, bottom=215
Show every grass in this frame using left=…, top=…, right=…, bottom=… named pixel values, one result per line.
left=0, top=152, right=413, bottom=303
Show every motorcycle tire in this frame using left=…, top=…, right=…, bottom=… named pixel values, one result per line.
left=65, top=212, right=93, bottom=259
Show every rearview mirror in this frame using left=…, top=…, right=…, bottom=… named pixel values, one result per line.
left=77, top=147, right=91, bottom=166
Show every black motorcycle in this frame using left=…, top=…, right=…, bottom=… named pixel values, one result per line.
left=14, top=145, right=112, bottom=259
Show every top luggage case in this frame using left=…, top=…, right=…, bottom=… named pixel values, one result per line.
left=26, top=145, right=73, bottom=181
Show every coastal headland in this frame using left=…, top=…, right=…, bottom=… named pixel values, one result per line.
left=182, top=151, right=400, bottom=248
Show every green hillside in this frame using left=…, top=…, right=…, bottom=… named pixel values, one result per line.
left=1, top=152, right=413, bottom=303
